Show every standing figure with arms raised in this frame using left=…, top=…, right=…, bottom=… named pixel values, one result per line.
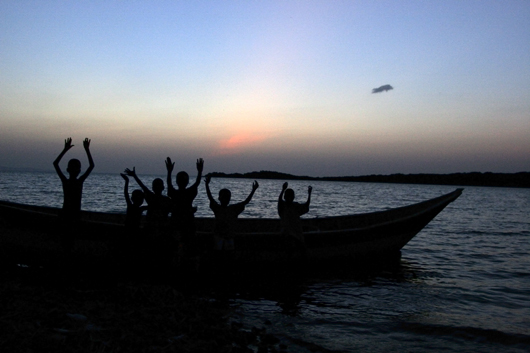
left=53, top=137, right=95, bottom=251
left=278, top=182, right=312, bottom=259
left=166, top=157, right=204, bottom=271
left=205, top=176, right=259, bottom=251
left=124, top=167, right=171, bottom=274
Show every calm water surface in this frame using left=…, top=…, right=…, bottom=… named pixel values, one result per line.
left=1, top=172, right=529, bottom=352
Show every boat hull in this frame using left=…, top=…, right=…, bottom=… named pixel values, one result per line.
left=0, top=189, right=463, bottom=270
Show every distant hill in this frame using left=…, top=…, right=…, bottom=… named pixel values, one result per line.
left=207, top=171, right=530, bottom=188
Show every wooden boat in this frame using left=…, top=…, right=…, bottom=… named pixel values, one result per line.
left=0, top=188, right=463, bottom=271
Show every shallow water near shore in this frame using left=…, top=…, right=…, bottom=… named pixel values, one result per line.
left=1, top=171, right=529, bottom=352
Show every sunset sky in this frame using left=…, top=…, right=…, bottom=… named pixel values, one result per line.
left=1, top=1, right=529, bottom=176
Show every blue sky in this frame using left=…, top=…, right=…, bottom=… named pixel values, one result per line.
left=1, top=1, right=529, bottom=176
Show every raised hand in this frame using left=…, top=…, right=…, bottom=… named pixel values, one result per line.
left=204, top=175, right=211, bottom=185
left=253, top=180, right=259, bottom=191
left=165, top=157, right=174, bottom=172
left=64, top=137, right=74, bottom=151
left=308, top=186, right=313, bottom=194
left=124, top=167, right=136, bottom=177
left=120, top=173, right=129, bottom=182
left=282, top=182, right=288, bottom=191
left=196, top=158, right=204, bottom=173
left=83, top=138, right=91, bottom=150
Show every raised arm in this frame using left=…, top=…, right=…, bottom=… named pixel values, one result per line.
left=278, top=182, right=288, bottom=202
left=204, top=175, right=215, bottom=203
left=79, top=138, right=95, bottom=181
left=124, top=167, right=149, bottom=194
left=305, top=186, right=312, bottom=206
left=120, top=174, right=132, bottom=206
left=192, top=158, right=204, bottom=188
left=298, top=185, right=313, bottom=216
left=165, top=157, right=175, bottom=191
left=242, top=180, right=259, bottom=205
left=53, top=137, right=74, bottom=181
left=278, top=182, right=288, bottom=216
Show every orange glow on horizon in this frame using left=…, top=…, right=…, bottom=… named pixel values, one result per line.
left=215, top=132, right=272, bottom=155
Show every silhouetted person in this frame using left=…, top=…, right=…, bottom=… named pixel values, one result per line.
left=165, top=157, right=204, bottom=269
left=121, top=174, right=148, bottom=230
left=278, top=182, right=312, bottom=258
left=125, top=167, right=171, bottom=234
left=205, top=176, right=259, bottom=251
left=119, top=173, right=148, bottom=272
left=53, top=137, right=94, bottom=251
left=125, top=167, right=172, bottom=273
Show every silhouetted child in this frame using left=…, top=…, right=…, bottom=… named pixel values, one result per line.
left=205, top=175, right=259, bottom=251
left=125, top=167, right=172, bottom=273
left=165, top=157, right=204, bottom=267
left=278, top=182, right=312, bottom=257
left=124, top=167, right=171, bottom=235
left=120, top=173, right=148, bottom=270
left=120, top=173, right=148, bottom=230
left=53, top=137, right=94, bottom=250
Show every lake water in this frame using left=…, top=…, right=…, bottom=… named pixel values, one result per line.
left=1, top=171, right=529, bottom=352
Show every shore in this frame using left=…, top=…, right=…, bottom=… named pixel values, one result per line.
left=207, top=171, right=530, bottom=188
left=0, top=266, right=294, bottom=353
left=0, top=222, right=290, bottom=353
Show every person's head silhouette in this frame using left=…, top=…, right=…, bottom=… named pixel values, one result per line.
left=284, top=189, right=295, bottom=203
left=152, top=178, right=164, bottom=195
left=218, top=188, right=231, bottom=206
left=66, top=159, right=81, bottom=178
left=176, top=171, right=189, bottom=189
left=131, top=190, right=145, bottom=206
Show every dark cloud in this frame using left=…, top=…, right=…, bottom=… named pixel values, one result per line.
left=372, top=84, right=393, bottom=93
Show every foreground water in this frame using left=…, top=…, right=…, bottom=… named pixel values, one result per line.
left=1, top=171, right=529, bottom=352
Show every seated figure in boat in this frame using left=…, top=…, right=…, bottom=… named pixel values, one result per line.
left=278, top=182, right=312, bottom=256
left=205, top=175, right=259, bottom=251
left=165, top=157, right=204, bottom=267
left=53, top=137, right=95, bottom=251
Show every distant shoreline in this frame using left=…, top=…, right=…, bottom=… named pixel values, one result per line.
left=1, top=167, right=528, bottom=188
left=207, top=171, right=530, bottom=188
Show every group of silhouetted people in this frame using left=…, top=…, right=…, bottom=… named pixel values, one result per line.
left=53, top=137, right=312, bottom=273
